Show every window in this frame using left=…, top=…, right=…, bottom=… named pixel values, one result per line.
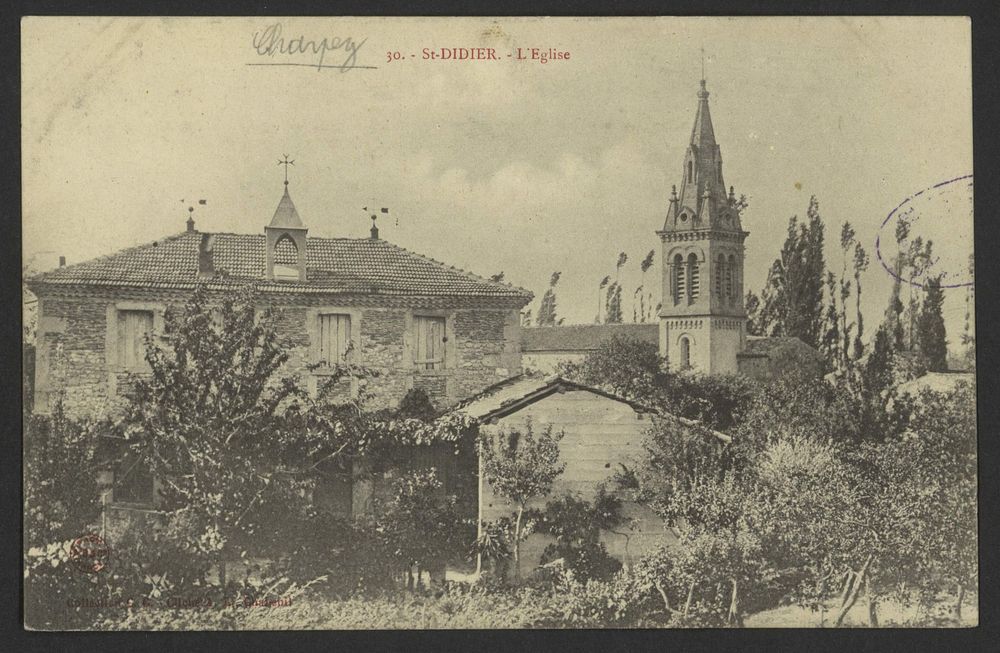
left=687, top=160, right=693, bottom=181
left=716, top=254, right=726, bottom=302
left=727, top=255, right=736, bottom=304
left=113, top=453, right=154, bottom=505
left=687, top=254, right=700, bottom=302
left=117, top=310, right=153, bottom=371
left=317, top=313, right=352, bottom=365
left=673, top=254, right=686, bottom=304
left=413, top=315, right=447, bottom=370
left=717, top=160, right=722, bottom=182
left=679, top=336, right=691, bottom=369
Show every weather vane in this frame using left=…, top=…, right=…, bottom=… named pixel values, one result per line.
left=277, top=154, right=295, bottom=186
left=700, top=45, right=706, bottom=81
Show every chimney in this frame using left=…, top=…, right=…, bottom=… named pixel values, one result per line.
left=198, top=233, right=215, bottom=278
left=370, top=222, right=379, bottom=240
left=186, top=206, right=196, bottom=232
left=58, top=256, right=66, bottom=267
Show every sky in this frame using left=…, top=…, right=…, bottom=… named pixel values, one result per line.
left=22, top=17, right=974, bottom=351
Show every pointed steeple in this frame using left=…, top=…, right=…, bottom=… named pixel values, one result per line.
left=663, top=79, right=731, bottom=231
left=690, top=80, right=717, bottom=148
left=265, top=162, right=308, bottom=282
left=269, top=184, right=305, bottom=229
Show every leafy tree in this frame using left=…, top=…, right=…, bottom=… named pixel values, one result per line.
left=917, top=275, right=948, bottom=371
left=489, top=271, right=505, bottom=283
left=559, top=335, right=666, bottom=408
left=961, top=253, right=975, bottom=369
left=363, top=470, right=470, bottom=591
left=113, top=284, right=472, bottom=590
left=23, top=404, right=108, bottom=628
left=758, top=197, right=826, bottom=348
left=902, top=383, right=977, bottom=623
left=536, top=271, right=562, bottom=326
left=113, top=285, right=328, bottom=587
left=744, top=290, right=763, bottom=336
left=396, top=387, right=438, bottom=421
left=479, top=420, right=566, bottom=578
left=640, top=250, right=655, bottom=322
left=533, top=486, right=626, bottom=581
left=851, top=240, right=870, bottom=360
left=604, top=282, right=624, bottom=324
left=596, top=275, right=611, bottom=323
left=884, top=219, right=909, bottom=350
left=902, top=237, right=935, bottom=350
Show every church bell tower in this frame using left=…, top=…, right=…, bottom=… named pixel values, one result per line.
left=657, top=79, right=748, bottom=374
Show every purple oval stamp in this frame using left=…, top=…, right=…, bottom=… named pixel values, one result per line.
left=876, top=174, right=974, bottom=289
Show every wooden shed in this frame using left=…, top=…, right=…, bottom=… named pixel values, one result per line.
left=453, top=375, right=723, bottom=574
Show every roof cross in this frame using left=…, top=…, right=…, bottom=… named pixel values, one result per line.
left=277, top=154, right=295, bottom=186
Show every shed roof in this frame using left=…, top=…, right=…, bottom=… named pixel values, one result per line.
left=451, top=373, right=730, bottom=442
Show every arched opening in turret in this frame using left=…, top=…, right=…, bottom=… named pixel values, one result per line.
left=687, top=253, right=699, bottom=302
left=273, top=234, right=300, bottom=281
left=687, top=160, right=693, bottom=182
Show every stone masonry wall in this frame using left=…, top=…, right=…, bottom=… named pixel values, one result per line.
left=33, top=291, right=523, bottom=418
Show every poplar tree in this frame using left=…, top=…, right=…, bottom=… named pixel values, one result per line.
left=535, top=271, right=562, bottom=326
left=758, top=197, right=826, bottom=349
left=917, top=276, right=948, bottom=371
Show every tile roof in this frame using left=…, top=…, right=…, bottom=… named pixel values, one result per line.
left=29, top=231, right=532, bottom=302
left=521, top=323, right=659, bottom=353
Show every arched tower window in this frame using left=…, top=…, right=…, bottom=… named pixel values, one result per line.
left=727, top=254, right=736, bottom=304
left=687, top=253, right=699, bottom=302
left=679, top=336, right=691, bottom=369
left=715, top=254, right=726, bottom=301
left=717, top=160, right=722, bottom=182
left=274, top=234, right=299, bottom=265
left=673, top=254, right=686, bottom=304
left=687, top=160, right=693, bottom=182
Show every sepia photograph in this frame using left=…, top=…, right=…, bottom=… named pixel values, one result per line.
left=21, top=16, right=976, bottom=630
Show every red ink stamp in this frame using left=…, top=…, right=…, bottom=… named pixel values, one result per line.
left=68, top=533, right=111, bottom=574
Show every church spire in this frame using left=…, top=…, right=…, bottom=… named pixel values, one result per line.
left=690, top=79, right=717, bottom=149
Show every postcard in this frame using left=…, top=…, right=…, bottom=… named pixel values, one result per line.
left=22, top=16, right=975, bottom=630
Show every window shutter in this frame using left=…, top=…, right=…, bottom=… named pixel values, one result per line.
left=414, top=316, right=446, bottom=370
left=117, top=310, right=153, bottom=371
left=318, top=314, right=351, bottom=365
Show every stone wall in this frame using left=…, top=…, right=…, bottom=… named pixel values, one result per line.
left=32, top=290, right=524, bottom=418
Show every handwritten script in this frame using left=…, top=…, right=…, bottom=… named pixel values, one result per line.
left=250, top=24, right=371, bottom=71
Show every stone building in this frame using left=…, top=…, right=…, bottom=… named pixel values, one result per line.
left=521, top=323, right=659, bottom=373
left=519, top=79, right=821, bottom=381
left=26, top=181, right=532, bottom=419
left=657, top=79, right=749, bottom=374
